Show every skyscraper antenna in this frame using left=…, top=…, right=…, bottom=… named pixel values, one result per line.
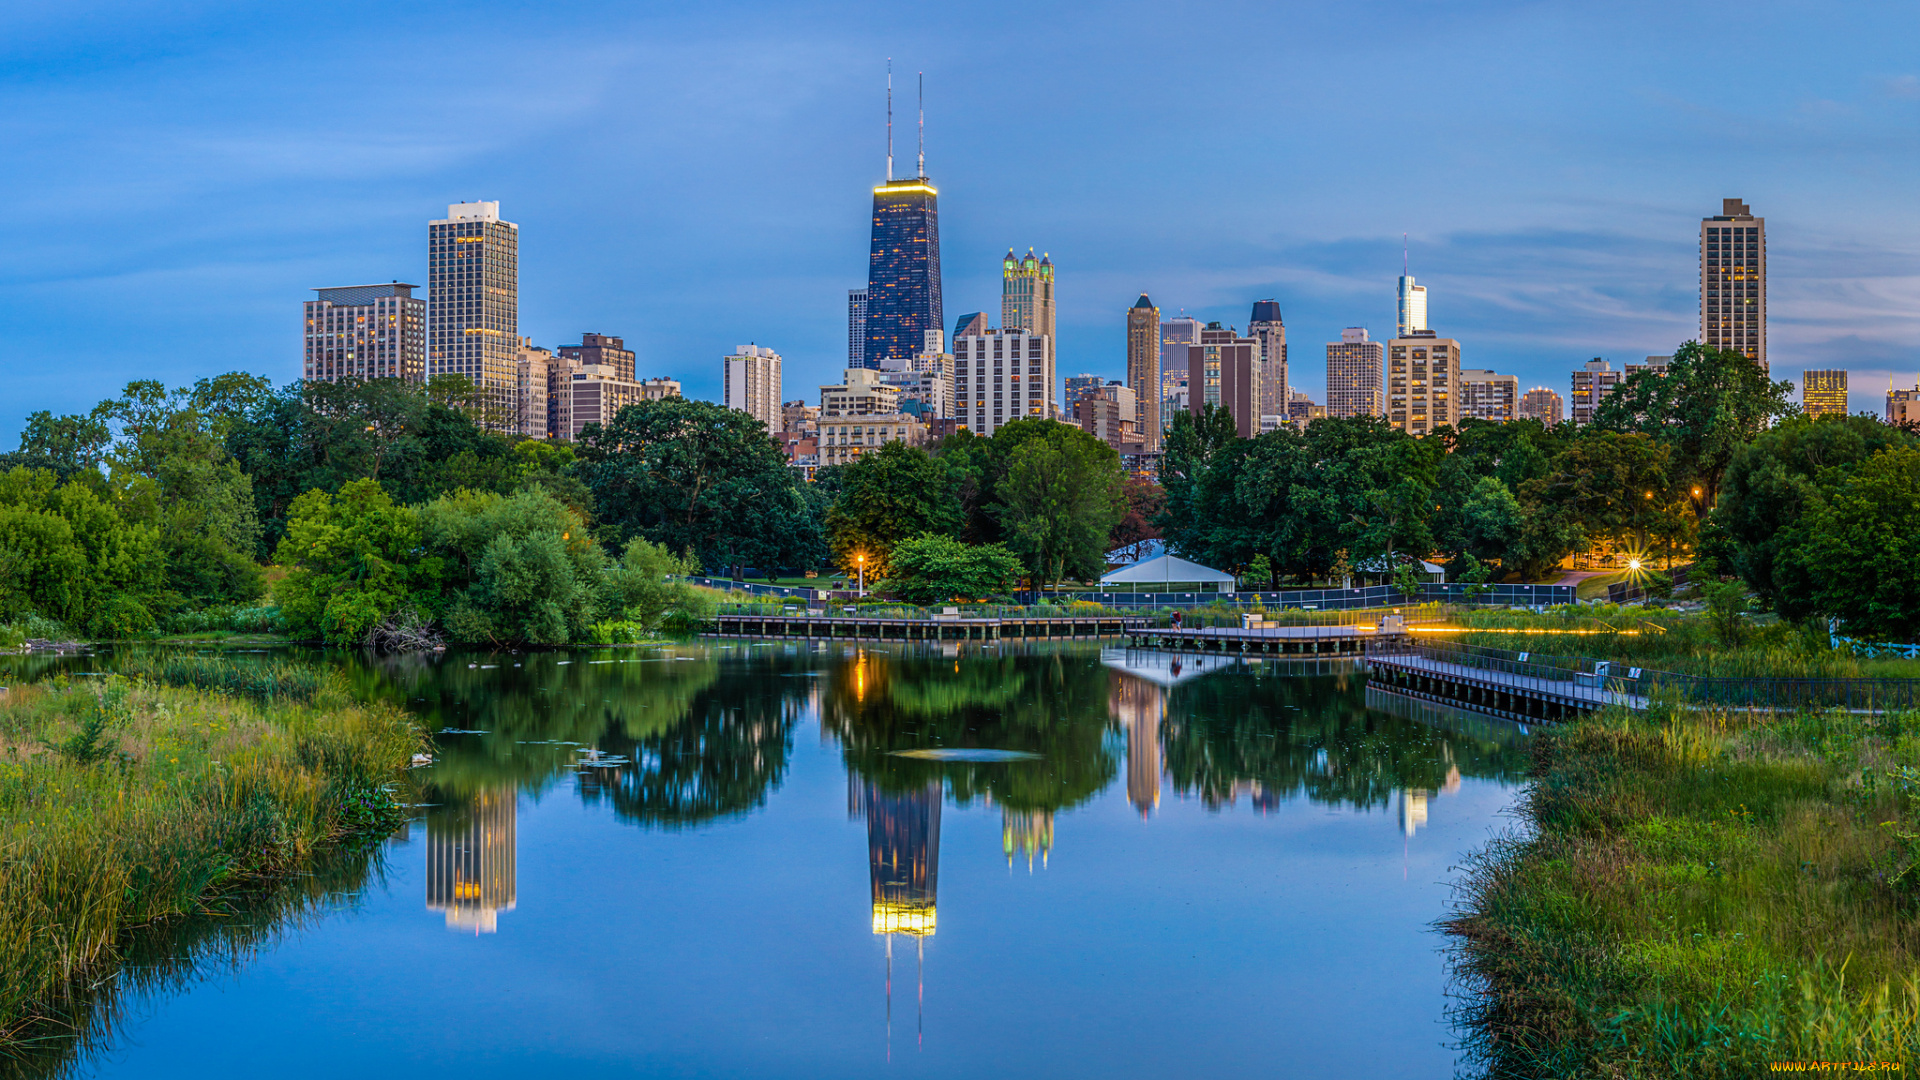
left=1403, top=233, right=1409, bottom=276
left=917, top=71, right=925, bottom=178
left=885, top=61, right=894, bottom=182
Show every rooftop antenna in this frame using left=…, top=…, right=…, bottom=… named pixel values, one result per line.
left=917, top=71, right=925, bottom=178
left=1403, top=233, right=1409, bottom=276
left=886, top=60, right=894, bottom=182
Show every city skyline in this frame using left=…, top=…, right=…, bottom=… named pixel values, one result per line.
left=5, top=2, right=1920, bottom=440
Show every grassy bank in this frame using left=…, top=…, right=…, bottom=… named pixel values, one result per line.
left=1447, top=701, right=1920, bottom=1076
left=0, top=669, right=422, bottom=1052
left=1444, top=606, right=1920, bottom=680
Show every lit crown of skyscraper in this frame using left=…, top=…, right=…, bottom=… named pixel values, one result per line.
left=863, top=65, right=942, bottom=367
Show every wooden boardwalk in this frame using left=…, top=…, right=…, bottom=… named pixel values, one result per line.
left=1367, top=649, right=1645, bottom=722
left=1124, top=623, right=1402, bottom=657
left=708, top=613, right=1140, bottom=641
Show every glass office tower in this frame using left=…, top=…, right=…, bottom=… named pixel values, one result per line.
left=863, top=179, right=943, bottom=369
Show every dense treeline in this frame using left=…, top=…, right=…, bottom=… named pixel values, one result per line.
left=2, top=338, right=1915, bottom=644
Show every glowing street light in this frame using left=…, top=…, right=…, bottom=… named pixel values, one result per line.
left=856, top=552, right=866, bottom=597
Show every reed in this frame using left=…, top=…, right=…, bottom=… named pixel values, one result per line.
left=109, top=653, right=326, bottom=703
left=1447, top=699, right=1920, bottom=1076
left=0, top=676, right=423, bottom=1056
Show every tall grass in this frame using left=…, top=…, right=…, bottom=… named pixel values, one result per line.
left=1447, top=700, right=1920, bottom=1076
left=110, top=653, right=325, bottom=702
left=0, top=676, right=424, bottom=1055
left=1445, top=607, right=1920, bottom=680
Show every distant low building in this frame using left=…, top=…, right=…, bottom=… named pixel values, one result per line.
left=1459, top=368, right=1518, bottom=423
left=1802, top=369, right=1848, bottom=419
left=1570, top=358, right=1621, bottom=426
left=304, top=282, right=426, bottom=384
left=818, top=414, right=926, bottom=467
left=1890, top=383, right=1920, bottom=426
left=1519, top=387, right=1564, bottom=425
left=723, top=344, right=783, bottom=430
left=1286, top=390, right=1326, bottom=430
left=1075, top=381, right=1142, bottom=452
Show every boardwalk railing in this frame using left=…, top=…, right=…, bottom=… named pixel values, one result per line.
left=1378, top=638, right=1920, bottom=713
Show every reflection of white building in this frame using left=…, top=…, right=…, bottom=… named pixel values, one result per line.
left=1399, top=789, right=1429, bottom=837
left=1106, top=667, right=1166, bottom=819
left=425, top=788, right=517, bottom=933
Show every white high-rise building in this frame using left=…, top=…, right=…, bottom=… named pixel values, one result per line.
left=847, top=289, right=868, bottom=368
left=1397, top=275, right=1427, bottom=339
left=513, top=338, right=553, bottom=439
left=723, top=344, right=783, bottom=430
left=953, top=326, right=1056, bottom=437
left=428, top=201, right=519, bottom=429
left=1326, top=327, right=1384, bottom=418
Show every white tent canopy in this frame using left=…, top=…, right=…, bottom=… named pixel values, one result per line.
left=1099, top=552, right=1236, bottom=592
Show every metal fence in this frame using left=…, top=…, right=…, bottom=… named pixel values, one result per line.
left=690, top=579, right=1576, bottom=610
left=1382, top=637, right=1920, bottom=712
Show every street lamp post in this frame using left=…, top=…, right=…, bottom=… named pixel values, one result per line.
left=856, top=553, right=866, bottom=598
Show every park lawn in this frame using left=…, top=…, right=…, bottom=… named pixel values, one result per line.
left=0, top=667, right=422, bottom=1047
left=1448, top=701, right=1920, bottom=1078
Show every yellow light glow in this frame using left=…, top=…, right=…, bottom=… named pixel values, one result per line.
left=1628, top=558, right=1642, bottom=571
left=872, top=901, right=936, bottom=936
left=872, top=183, right=939, bottom=196
left=1410, top=626, right=1643, bottom=636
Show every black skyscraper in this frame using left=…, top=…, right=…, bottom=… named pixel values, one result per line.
left=863, top=178, right=943, bottom=367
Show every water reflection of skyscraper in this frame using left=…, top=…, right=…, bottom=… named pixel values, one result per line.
left=1002, top=808, right=1052, bottom=869
left=852, top=780, right=941, bottom=937
left=852, top=778, right=941, bottom=1051
left=1107, top=671, right=1163, bottom=819
left=1398, top=764, right=1461, bottom=837
left=425, top=788, right=517, bottom=934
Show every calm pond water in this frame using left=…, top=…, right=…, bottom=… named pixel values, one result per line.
left=8, top=641, right=1531, bottom=1079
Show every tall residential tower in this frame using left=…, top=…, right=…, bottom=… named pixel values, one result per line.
left=1701, top=198, right=1766, bottom=368
left=1001, top=249, right=1055, bottom=344
left=1126, top=295, right=1161, bottom=452
left=428, top=201, right=519, bottom=426
left=1326, top=328, right=1384, bottom=418
left=1248, top=300, right=1287, bottom=422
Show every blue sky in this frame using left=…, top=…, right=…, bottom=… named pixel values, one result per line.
left=3, top=0, right=1918, bottom=438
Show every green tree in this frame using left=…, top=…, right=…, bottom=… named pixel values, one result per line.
left=604, top=538, right=705, bottom=632
left=274, top=479, right=430, bottom=646
left=419, top=487, right=612, bottom=645
left=1774, top=445, right=1920, bottom=641
left=993, top=426, right=1127, bottom=588
left=823, top=441, right=962, bottom=577
left=1590, top=340, right=1794, bottom=506
left=224, top=376, right=517, bottom=556
left=881, top=533, right=1024, bottom=604
left=1714, top=414, right=1912, bottom=615
left=575, top=397, right=823, bottom=577
left=0, top=468, right=165, bottom=636
left=1246, top=553, right=1274, bottom=590
left=1521, top=430, right=1685, bottom=558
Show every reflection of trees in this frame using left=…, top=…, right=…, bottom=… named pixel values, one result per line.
left=341, top=648, right=808, bottom=829
left=580, top=670, right=804, bottom=829
left=0, top=846, right=391, bottom=1080
left=821, top=646, right=1119, bottom=815
left=1159, top=668, right=1530, bottom=811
